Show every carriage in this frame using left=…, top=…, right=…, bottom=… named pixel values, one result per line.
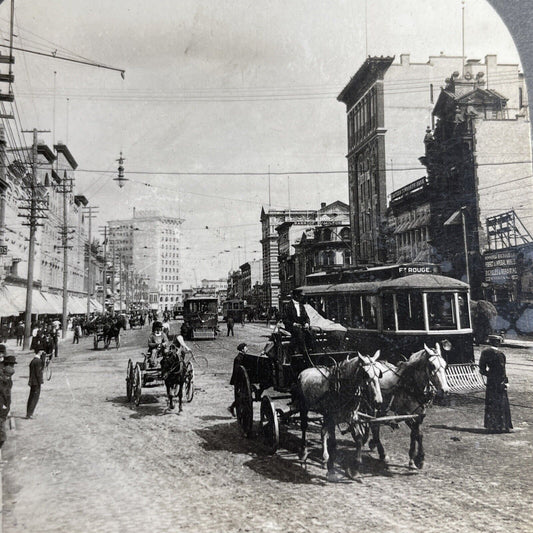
left=93, top=325, right=106, bottom=350
left=128, top=314, right=144, bottom=330
left=125, top=344, right=194, bottom=407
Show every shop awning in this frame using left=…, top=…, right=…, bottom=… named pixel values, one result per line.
left=2, top=285, right=57, bottom=314
left=0, top=286, right=22, bottom=317
left=41, top=292, right=63, bottom=314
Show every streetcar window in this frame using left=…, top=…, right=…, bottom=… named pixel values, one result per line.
left=349, top=295, right=364, bottom=328
left=458, top=293, right=470, bottom=328
left=361, top=295, right=378, bottom=330
left=427, top=292, right=457, bottom=330
left=382, top=294, right=395, bottom=331
left=396, top=293, right=424, bottom=330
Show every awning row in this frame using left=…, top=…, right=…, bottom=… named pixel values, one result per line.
left=394, top=212, right=431, bottom=234
left=0, top=284, right=103, bottom=317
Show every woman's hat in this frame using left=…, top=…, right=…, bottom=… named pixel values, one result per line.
left=0, top=355, right=17, bottom=364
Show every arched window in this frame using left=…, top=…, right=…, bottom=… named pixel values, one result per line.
left=343, top=249, right=352, bottom=265
left=323, top=228, right=332, bottom=242
left=324, top=250, right=335, bottom=266
left=340, top=227, right=350, bottom=241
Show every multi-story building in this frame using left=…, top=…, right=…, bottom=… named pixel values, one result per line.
left=337, top=53, right=528, bottom=265
left=0, top=136, right=98, bottom=317
left=108, top=210, right=182, bottom=312
left=261, top=206, right=324, bottom=308
left=240, top=259, right=262, bottom=303
left=420, top=69, right=532, bottom=297
left=277, top=201, right=350, bottom=300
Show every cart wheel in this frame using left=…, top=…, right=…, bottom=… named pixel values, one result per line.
left=93, top=337, right=98, bottom=350
left=185, top=361, right=194, bottom=402
left=126, top=359, right=133, bottom=402
left=234, top=365, right=253, bottom=438
left=260, top=396, right=279, bottom=453
left=133, top=363, right=142, bottom=406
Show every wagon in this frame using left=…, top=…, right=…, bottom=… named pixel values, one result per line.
left=232, top=330, right=415, bottom=454
left=93, top=325, right=106, bottom=350
left=125, top=351, right=194, bottom=406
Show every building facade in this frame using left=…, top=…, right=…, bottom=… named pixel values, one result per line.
left=338, top=53, right=528, bottom=265
left=108, top=210, right=182, bottom=312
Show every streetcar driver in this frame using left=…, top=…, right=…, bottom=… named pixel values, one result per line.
left=147, top=321, right=169, bottom=368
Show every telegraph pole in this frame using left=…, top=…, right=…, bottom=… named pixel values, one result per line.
left=20, top=128, right=50, bottom=349
left=82, top=206, right=98, bottom=319
left=56, top=170, right=74, bottom=338
left=118, top=251, right=123, bottom=314
left=98, top=225, right=108, bottom=314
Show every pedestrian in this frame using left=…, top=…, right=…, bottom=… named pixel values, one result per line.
left=0, top=345, right=16, bottom=450
left=26, top=351, right=44, bottom=419
left=227, top=343, right=248, bottom=416
left=73, top=321, right=82, bottom=344
left=226, top=316, right=234, bottom=337
left=479, top=347, right=513, bottom=433
left=16, top=321, right=25, bottom=347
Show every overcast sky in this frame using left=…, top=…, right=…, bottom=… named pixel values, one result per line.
left=0, top=0, right=521, bottom=287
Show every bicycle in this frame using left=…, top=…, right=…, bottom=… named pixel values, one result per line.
left=40, top=351, right=53, bottom=381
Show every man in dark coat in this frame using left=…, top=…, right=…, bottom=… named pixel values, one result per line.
left=227, top=343, right=248, bottom=416
left=0, top=346, right=16, bottom=449
left=283, top=291, right=313, bottom=354
left=26, top=351, right=44, bottom=419
left=479, top=347, right=513, bottom=433
left=226, top=316, right=235, bottom=337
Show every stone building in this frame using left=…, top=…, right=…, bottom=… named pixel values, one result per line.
left=420, top=69, right=532, bottom=296
left=337, top=53, right=528, bottom=265
left=108, top=210, right=182, bottom=312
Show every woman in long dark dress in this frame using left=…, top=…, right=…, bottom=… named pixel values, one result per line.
left=479, top=347, right=513, bottom=433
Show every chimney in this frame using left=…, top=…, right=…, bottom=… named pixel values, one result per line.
left=400, top=54, right=410, bottom=66
left=321, top=202, right=326, bottom=209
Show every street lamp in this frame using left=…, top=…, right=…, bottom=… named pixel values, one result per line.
left=113, top=151, right=128, bottom=188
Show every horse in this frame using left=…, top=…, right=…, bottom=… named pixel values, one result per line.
left=368, top=343, right=449, bottom=470
left=291, top=351, right=383, bottom=482
left=104, top=319, right=122, bottom=349
left=161, top=339, right=192, bottom=412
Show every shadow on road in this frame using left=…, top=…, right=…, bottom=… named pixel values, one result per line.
left=105, top=394, right=171, bottom=417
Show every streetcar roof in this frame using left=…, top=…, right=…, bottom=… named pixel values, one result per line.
left=297, top=274, right=468, bottom=295
left=380, top=274, right=469, bottom=291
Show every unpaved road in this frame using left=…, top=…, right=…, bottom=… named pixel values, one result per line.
left=1, top=322, right=532, bottom=533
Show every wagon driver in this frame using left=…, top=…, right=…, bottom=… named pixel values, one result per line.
left=147, top=321, right=169, bottom=369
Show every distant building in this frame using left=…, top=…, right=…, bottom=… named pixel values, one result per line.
left=108, top=210, right=182, bottom=312
left=338, top=53, right=528, bottom=265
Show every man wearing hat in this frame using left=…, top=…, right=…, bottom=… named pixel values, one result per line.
left=0, top=344, right=16, bottom=449
left=26, top=349, right=44, bottom=419
left=227, top=343, right=248, bottom=416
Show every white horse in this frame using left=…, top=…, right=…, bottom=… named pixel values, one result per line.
left=292, top=351, right=383, bottom=481
left=369, top=343, right=449, bottom=470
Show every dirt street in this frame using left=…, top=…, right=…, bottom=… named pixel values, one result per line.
left=1, top=322, right=532, bottom=533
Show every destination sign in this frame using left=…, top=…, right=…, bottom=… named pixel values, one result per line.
left=0, top=245, right=7, bottom=255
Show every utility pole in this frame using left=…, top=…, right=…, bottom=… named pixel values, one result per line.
left=20, top=128, right=51, bottom=349
left=57, top=170, right=74, bottom=338
left=118, top=251, right=123, bottom=314
left=98, top=225, right=108, bottom=314
left=82, top=206, right=98, bottom=319
left=110, top=238, right=116, bottom=315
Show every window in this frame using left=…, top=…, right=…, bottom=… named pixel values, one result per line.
left=396, top=292, right=424, bottom=330
left=458, top=293, right=470, bottom=328
left=382, top=294, right=395, bottom=330
left=427, top=292, right=457, bottom=330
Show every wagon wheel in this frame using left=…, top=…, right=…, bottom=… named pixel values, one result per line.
left=126, top=359, right=133, bottom=402
left=234, top=365, right=253, bottom=438
left=185, top=361, right=194, bottom=402
left=260, top=396, right=279, bottom=454
left=133, top=363, right=143, bottom=406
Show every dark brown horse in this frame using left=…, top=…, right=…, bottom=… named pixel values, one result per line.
left=369, top=343, right=449, bottom=470
left=161, top=343, right=192, bottom=412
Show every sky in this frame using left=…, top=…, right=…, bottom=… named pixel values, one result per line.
left=0, top=0, right=522, bottom=288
